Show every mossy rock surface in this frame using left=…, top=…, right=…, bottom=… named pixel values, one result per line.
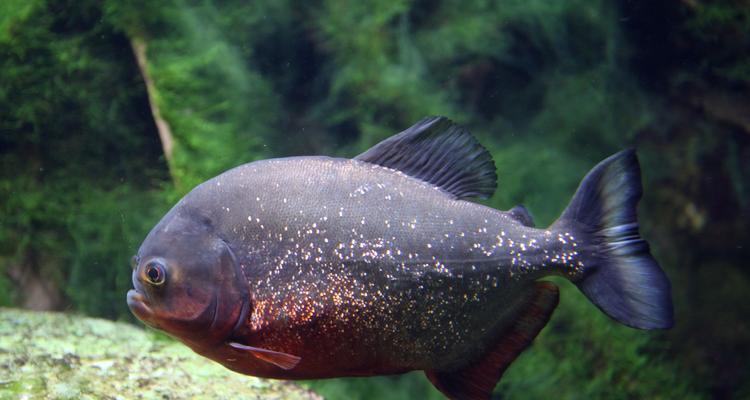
left=0, top=308, right=322, bottom=400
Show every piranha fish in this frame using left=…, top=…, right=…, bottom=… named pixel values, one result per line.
left=127, top=117, right=673, bottom=399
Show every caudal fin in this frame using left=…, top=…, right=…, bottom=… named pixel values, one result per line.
left=554, top=149, right=673, bottom=330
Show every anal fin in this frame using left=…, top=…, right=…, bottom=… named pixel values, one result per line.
left=425, top=282, right=559, bottom=400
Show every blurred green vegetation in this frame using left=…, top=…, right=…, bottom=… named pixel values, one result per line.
left=1, top=0, right=748, bottom=399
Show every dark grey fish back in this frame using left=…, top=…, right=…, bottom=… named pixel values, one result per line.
left=181, top=156, right=518, bottom=278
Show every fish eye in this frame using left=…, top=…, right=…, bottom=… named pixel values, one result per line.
left=130, top=255, right=140, bottom=270
left=144, top=261, right=166, bottom=286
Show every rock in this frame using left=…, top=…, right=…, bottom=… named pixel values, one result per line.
left=0, top=308, right=322, bottom=400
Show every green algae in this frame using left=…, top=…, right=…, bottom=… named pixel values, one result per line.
left=0, top=308, right=321, bottom=400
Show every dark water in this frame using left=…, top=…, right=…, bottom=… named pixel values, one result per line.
left=1, top=1, right=748, bottom=399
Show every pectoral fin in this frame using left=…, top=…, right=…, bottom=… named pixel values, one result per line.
left=425, top=282, right=559, bottom=399
left=228, top=342, right=301, bottom=370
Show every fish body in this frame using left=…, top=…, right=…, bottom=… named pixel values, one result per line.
left=168, top=157, right=563, bottom=376
left=128, top=117, right=673, bottom=399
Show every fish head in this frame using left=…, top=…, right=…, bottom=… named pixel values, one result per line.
left=127, top=210, right=247, bottom=345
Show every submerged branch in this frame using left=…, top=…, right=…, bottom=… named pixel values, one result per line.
left=131, top=37, right=178, bottom=182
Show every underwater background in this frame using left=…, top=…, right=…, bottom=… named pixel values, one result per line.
left=1, top=0, right=748, bottom=399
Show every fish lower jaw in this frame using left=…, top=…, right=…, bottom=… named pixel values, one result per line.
left=127, top=289, right=156, bottom=324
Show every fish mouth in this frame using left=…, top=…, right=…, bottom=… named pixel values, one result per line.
left=127, top=289, right=154, bottom=322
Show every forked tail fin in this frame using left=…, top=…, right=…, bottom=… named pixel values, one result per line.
left=553, top=149, right=673, bottom=329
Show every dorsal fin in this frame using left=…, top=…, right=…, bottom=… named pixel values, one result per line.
left=508, top=205, right=535, bottom=227
left=425, top=282, right=559, bottom=400
left=355, top=116, right=497, bottom=200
